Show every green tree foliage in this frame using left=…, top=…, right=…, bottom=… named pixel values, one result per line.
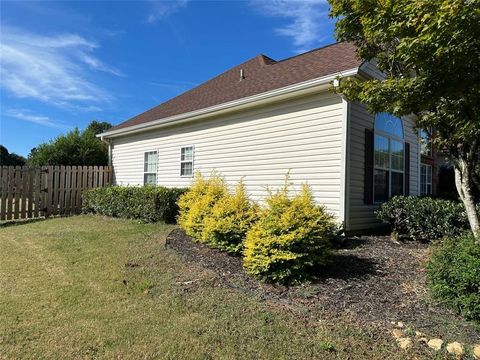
left=27, top=121, right=112, bottom=166
left=329, top=0, right=480, bottom=237
left=0, top=145, right=26, bottom=166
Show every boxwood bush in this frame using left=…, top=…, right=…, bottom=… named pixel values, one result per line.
left=427, top=232, right=480, bottom=323
left=376, top=196, right=474, bottom=241
left=82, top=185, right=187, bottom=223
left=201, top=181, right=258, bottom=254
left=243, top=184, right=337, bottom=284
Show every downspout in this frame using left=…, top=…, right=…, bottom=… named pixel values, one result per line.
left=100, top=136, right=113, bottom=167
left=336, top=77, right=350, bottom=233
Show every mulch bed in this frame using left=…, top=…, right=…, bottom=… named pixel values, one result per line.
left=165, top=228, right=480, bottom=343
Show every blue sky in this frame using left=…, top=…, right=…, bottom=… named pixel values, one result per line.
left=0, top=0, right=335, bottom=157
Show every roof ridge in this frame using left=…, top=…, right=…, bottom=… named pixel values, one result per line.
left=256, top=54, right=276, bottom=66
left=274, top=41, right=348, bottom=64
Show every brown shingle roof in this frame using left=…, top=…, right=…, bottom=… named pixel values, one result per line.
left=112, top=42, right=361, bottom=131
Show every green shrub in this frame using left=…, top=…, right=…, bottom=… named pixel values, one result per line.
left=376, top=196, right=472, bottom=241
left=243, top=184, right=337, bottom=284
left=177, top=172, right=227, bottom=239
left=427, top=233, right=480, bottom=322
left=82, top=185, right=186, bottom=223
left=201, top=181, right=258, bottom=254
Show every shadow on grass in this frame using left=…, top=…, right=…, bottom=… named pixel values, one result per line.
left=0, top=217, right=48, bottom=228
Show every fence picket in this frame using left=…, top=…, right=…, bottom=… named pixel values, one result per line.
left=51, top=166, right=58, bottom=216
left=1, top=167, right=7, bottom=221
left=45, top=166, right=53, bottom=216
left=71, top=166, right=78, bottom=213
left=33, top=167, right=40, bottom=218
left=27, top=167, right=34, bottom=218
left=21, top=167, right=27, bottom=219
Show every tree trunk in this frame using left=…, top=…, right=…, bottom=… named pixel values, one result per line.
left=454, top=159, right=480, bottom=240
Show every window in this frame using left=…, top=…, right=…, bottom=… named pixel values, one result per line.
left=374, top=113, right=405, bottom=202
left=419, top=129, right=432, bottom=157
left=180, top=146, right=194, bottom=177
left=144, top=151, right=157, bottom=185
left=420, top=164, right=433, bottom=196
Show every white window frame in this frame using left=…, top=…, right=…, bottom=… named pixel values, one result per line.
left=373, top=116, right=405, bottom=203
left=420, top=163, right=433, bottom=196
left=143, top=151, right=158, bottom=185
left=180, top=145, right=194, bottom=177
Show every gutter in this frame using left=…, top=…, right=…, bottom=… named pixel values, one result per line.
left=98, top=67, right=359, bottom=139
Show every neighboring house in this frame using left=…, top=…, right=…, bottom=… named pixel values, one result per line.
left=99, top=42, right=435, bottom=232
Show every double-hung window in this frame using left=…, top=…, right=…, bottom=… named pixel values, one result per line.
left=419, top=129, right=432, bottom=157
left=420, top=164, right=433, bottom=196
left=144, top=151, right=157, bottom=185
left=180, top=146, right=194, bottom=177
left=374, top=113, right=405, bottom=203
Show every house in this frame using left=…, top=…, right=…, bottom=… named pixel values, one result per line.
left=99, top=42, right=435, bottom=232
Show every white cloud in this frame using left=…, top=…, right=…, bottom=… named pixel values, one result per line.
left=146, top=0, right=189, bottom=23
left=5, top=109, right=71, bottom=129
left=79, top=53, right=125, bottom=77
left=250, top=0, right=331, bottom=53
left=0, top=26, right=122, bottom=108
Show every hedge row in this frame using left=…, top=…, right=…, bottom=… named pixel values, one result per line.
left=376, top=196, right=478, bottom=241
left=177, top=173, right=337, bottom=284
left=82, top=185, right=187, bottom=223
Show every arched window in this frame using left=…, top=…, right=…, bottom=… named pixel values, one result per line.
left=374, top=113, right=405, bottom=202
left=374, top=112, right=404, bottom=138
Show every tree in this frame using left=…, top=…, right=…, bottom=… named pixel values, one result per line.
left=85, top=120, right=113, bottom=136
left=0, top=145, right=26, bottom=166
left=329, top=0, right=480, bottom=238
left=27, top=121, right=112, bottom=166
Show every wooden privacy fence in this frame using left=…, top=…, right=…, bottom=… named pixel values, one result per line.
left=0, top=165, right=112, bottom=221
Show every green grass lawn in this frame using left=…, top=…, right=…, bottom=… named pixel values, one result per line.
left=0, top=215, right=402, bottom=359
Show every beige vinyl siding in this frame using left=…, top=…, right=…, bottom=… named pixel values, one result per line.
left=111, top=92, right=345, bottom=220
left=347, top=102, right=420, bottom=230
left=358, top=60, right=385, bottom=80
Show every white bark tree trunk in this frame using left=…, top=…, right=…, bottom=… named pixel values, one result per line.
left=454, top=159, right=480, bottom=240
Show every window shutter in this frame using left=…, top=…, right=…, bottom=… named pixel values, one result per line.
left=364, top=128, right=374, bottom=204
left=405, top=142, right=410, bottom=195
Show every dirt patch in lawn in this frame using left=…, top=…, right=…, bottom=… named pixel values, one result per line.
left=166, top=228, right=479, bottom=344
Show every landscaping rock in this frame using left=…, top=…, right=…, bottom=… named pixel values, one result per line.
left=397, top=337, right=412, bottom=350
left=473, top=345, right=480, bottom=359
left=418, top=337, right=428, bottom=344
left=446, top=342, right=464, bottom=356
left=392, top=329, right=405, bottom=339
left=427, top=339, right=443, bottom=351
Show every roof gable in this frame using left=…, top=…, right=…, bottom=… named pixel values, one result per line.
left=112, top=42, right=361, bottom=131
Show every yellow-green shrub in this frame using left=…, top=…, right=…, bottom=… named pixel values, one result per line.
left=201, top=181, right=258, bottom=254
left=177, top=172, right=227, bottom=239
left=243, top=184, right=336, bottom=284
